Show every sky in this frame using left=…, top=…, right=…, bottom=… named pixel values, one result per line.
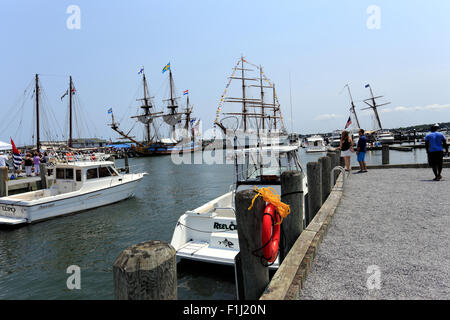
left=1, top=0, right=450, bottom=145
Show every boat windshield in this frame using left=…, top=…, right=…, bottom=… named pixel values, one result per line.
left=235, top=149, right=301, bottom=185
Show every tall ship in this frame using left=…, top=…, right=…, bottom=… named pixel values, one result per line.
left=362, top=84, right=394, bottom=145
left=109, top=64, right=201, bottom=156
left=213, top=57, right=289, bottom=148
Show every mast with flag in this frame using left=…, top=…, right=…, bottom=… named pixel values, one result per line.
left=344, top=84, right=360, bottom=129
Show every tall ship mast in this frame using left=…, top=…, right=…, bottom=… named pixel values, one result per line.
left=214, top=57, right=288, bottom=148
left=109, top=64, right=201, bottom=156
left=362, top=84, right=394, bottom=144
left=344, top=84, right=361, bottom=129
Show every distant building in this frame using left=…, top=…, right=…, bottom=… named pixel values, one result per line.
left=71, top=138, right=107, bottom=149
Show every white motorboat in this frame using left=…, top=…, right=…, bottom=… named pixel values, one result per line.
left=376, top=130, right=395, bottom=145
left=0, top=160, right=146, bottom=225
left=329, top=130, right=342, bottom=148
left=170, top=145, right=307, bottom=268
left=305, top=135, right=327, bottom=153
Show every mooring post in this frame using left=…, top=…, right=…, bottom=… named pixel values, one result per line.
left=319, top=156, right=331, bottom=201
left=382, top=145, right=390, bottom=165
left=235, top=190, right=269, bottom=300
left=306, top=162, right=322, bottom=227
left=113, top=240, right=177, bottom=300
left=279, top=171, right=303, bottom=263
left=0, top=166, right=8, bottom=197
left=336, top=150, right=343, bottom=179
left=124, top=153, right=130, bottom=174
left=326, top=151, right=337, bottom=186
left=39, top=163, right=47, bottom=189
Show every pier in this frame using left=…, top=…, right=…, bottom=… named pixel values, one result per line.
left=261, top=163, right=450, bottom=300
left=298, top=167, right=450, bottom=299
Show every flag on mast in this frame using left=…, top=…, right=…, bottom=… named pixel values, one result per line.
left=162, top=62, right=170, bottom=74
left=60, top=89, right=68, bottom=101
left=345, top=116, right=352, bottom=129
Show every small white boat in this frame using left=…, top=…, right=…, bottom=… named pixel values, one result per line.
left=329, top=130, right=342, bottom=148
left=305, top=135, right=327, bottom=153
left=0, top=160, right=146, bottom=225
left=376, top=130, right=395, bottom=145
left=170, top=145, right=307, bottom=268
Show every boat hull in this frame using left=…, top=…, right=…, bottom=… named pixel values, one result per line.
left=0, top=176, right=144, bottom=225
left=133, top=142, right=201, bottom=156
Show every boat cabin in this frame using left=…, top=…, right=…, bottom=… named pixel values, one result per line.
left=50, top=161, right=119, bottom=193
left=233, top=146, right=303, bottom=189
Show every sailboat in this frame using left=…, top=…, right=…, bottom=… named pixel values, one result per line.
left=362, top=84, right=394, bottom=145
left=109, top=65, right=201, bottom=156
left=214, top=57, right=288, bottom=148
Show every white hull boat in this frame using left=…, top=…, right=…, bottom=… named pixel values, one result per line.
left=305, top=135, right=327, bottom=153
left=171, top=145, right=307, bottom=268
left=0, top=161, right=146, bottom=225
left=376, top=130, right=395, bottom=145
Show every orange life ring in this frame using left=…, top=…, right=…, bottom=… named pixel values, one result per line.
left=261, top=203, right=281, bottom=263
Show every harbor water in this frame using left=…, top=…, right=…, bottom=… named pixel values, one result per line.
left=0, top=147, right=429, bottom=299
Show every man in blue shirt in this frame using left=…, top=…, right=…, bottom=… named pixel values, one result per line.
left=356, top=129, right=368, bottom=173
left=425, top=124, right=448, bottom=181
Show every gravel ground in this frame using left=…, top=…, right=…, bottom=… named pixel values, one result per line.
left=299, top=168, right=450, bottom=300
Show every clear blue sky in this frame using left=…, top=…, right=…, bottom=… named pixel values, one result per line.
left=1, top=0, right=450, bottom=145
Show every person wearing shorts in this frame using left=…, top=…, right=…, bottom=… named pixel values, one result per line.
left=425, top=124, right=448, bottom=181
left=356, top=129, right=368, bottom=173
left=338, top=130, right=353, bottom=171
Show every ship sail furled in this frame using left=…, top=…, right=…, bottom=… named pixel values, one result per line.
left=163, top=113, right=182, bottom=126
left=137, top=115, right=153, bottom=124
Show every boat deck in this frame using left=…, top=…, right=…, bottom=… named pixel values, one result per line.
left=177, top=240, right=238, bottom=266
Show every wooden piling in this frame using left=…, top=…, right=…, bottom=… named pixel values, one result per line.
left=319, top=156, right=331, bottom=201
left=306, top=162, right=322, bottom=227
left=113, top=240, right=177, bottom=300
left=124, top=153, right=130, bottom=174
left=326, top=151, right=337, bottom=186
left=235, top=189, right=269, bottom=300
left=0, top=167, right=7, bottom=197
left=382, top=145, right=390, bottom=165
left=280, top=171, right=303, bottom=263
left=39, top=163, right=47, bottom=189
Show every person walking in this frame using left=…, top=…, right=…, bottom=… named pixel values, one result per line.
left=425, top=124, right=448, bottom=181
left=356, top=129, right=368, bottom=173
left=24, top=152, right=33, bottom=177
left=338, top=130, right=353, bottom=171
left=33, top=152, right=41, bottom=176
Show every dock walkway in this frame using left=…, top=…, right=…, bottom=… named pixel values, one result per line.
left=299, top=168, right=450, bottom=300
